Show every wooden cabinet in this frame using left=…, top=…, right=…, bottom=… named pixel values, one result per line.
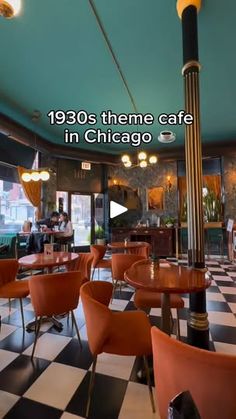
left=111, top=227, right=174, bottom=257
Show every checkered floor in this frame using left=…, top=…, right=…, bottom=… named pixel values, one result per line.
left=0, top=258, right=236, bottom=418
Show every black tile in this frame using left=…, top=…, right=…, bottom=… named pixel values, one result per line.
left=47, top=315, right=85, bottom=338
left=214, top=280, right=235, bottom=287
left=206, top=286, right=220, bottom=293
left=181, top=337, right=216, bottom=352
left=176, top=308, right=189, bottom=320
left=67, top=371, right=128, bottom=419
left=2, top=309, right=35, bottom=328
left=210, top=324, right=236, bottom=345
left=0, top=355, right=49, bottom=395
left=206, top=301, right=231, bottom=312
left=55, top=339, right=93, bottom=369
left=5, top=397, right=62, bottom=419
left=223, top=294, right=236, bottom=303
left=129, top=355, right=154, bottom=386
left=148, top=315, right=162, bottom=328
left=209, top=271, right=228, bottom=276
left=113, top=290, right=133, bottom=300
left=123, top=301, right=137, bottom=311
left=0, top=328, right=42, bottom=353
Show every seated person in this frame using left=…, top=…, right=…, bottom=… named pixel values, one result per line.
left=36, top=211, right=60, bottom=231
left=55, top=212, right=73, bottom=244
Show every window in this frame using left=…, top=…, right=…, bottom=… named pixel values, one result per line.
left=0, top=180, right=34, bottom=232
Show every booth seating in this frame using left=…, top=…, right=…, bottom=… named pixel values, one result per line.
left=0, top=234, right=17, bottom=259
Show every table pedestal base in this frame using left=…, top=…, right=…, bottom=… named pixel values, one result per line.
left=26, top=316, right=63, bottom=333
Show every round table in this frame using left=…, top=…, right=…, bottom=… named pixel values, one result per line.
left=124, top=259, right=211, bottom=335
left=19, top=252, right=79, bottom=272
left=107, top=241, right=145, bottom=251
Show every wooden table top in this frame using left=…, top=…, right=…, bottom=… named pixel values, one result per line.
left=124, top=260, right=211, bottom=294
left=107, top=241, right=145, bottom=249
left=18, top=252, right=79, bottom=269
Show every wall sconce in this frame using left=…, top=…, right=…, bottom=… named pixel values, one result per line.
left=0, top=0, right=22, bottom=18
left=166, top=176, right=172, bottom=192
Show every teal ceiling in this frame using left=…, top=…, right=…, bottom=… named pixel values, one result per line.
left=0, top=0, right=235, bottom=155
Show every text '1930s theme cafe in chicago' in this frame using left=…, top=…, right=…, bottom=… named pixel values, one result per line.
left=0, top=1, right=236, bottom=418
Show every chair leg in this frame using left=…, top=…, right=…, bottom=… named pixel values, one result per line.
left=176, top=309, right=181, bottom=340
left=8, top=298, right=11, bottom=313
left=98, top=268, right=100, bottom=280
left=31, top=316, right=42, bottom=360
left=170, top=310, right=174, bottom=334
left=19, top=298, right=25, bottom=329
left=91, top=267, right=95, bottom=280
left=86, top=356, right=97, bottom=418
left=143, top=355, right=156, bottom=413
left=71, top=310, right=82, bottom=349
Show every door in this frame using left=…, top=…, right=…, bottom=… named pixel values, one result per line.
left=70, top=194, right=92, bottom=246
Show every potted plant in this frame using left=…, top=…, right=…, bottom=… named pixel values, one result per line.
left=163, top=216, right=175, bottom=228
left=95, top=225, right=106, bottom=245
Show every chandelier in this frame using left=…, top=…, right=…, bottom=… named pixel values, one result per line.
left=21, top=169, right=51, bottom=183
left=121, top=151, right=158, bottom=168
left=0, top=0, right=21, bottom=18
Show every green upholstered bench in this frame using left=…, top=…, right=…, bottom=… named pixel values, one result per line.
left=0, top=234, right=17, bottom=259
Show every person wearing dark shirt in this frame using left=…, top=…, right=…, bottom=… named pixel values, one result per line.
left=36, top=211, right=60, bottom=230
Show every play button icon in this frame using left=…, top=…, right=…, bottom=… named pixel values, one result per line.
left=110, top=201, right=128, bottom=219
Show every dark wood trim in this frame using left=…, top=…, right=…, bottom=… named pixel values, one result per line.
left=0, top=113, right=120, bottom=165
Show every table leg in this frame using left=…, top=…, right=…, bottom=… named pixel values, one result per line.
left=161, top=293, right=172, bottom=335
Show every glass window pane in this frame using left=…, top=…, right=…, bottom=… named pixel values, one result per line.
left=71, top=194, right=91, bottom=246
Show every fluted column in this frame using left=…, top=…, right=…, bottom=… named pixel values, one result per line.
left=177, top=0, right=209, bottom=349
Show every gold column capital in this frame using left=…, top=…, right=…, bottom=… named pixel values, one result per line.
left=177, top=0, right=201, bottom=19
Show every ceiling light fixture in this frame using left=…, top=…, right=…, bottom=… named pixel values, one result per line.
left=0, top=0, right=22, bottom=18
left=121, top=152, right=158, bottom=169
left=21, top=169, right=51, bottom=183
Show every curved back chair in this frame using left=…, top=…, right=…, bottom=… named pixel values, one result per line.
left=90, top=245, right=111, bottom=280
left=29, top=270, right=83, bottom=359
left=151, top=326, right=236, bottom=419
left=69, top=252, right=94, bottom=282
left=0, top=259, right=29, bottom=328
left=80, top=280, right=155, bottom=416
left=111, top=253, right=145, bottom=295
left=128, top=242, right=151, bottom=258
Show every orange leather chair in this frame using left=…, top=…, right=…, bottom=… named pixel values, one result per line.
left=90, top=245, right=111, bottom=280
left=0, top=259, right=29, bottom=328
left=80, top=280, right=155, bottom=417
left=134, top=289, right=184, bottom=339
left=128, top=242, right=151, bottom=258
left=68, top=252, right=94, bottom=282
left=151, top=327, right=236, bottom=419
left=111, top=253, right=146, bottom=294
left=29, top=271, right=83, bottom=359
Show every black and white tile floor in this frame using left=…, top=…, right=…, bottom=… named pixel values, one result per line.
left=0, top=258, right=236, bottom=418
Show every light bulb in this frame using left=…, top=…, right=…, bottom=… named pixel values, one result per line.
left=149, top=155, right=158, bottom=164
left=21, top=172, right=31, bottom=182
left=124, top=161, right=132, bottom=168
left=31, top=171, right=40, bottom=181
left=139, top=160, right=147, bottom=168
left=40, top=170, right=50, bottom=181
left=121, top=154, right=130, bottom=163
left=0, top=0, right=22, bottom=18
left=138, top=151, right=147, bottom=160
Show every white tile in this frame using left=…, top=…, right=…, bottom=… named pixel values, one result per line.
left=214, top=342, right=236, bottom=355
left=219, top=287, right=236, bottom=295
left=0, top=349, right=18, bottom=372
left=23, top=333, right=71, bottom=361
left=179, top=319, right=187, bottom=337
left=0, top=390, right=19, bottom=418
left=78, top=324, right=88, bottom=341
left=205, top=261, right=219, bottom=265
left=228, top=302, right=236, bottom=313
left=74, top=301, right=85, bottom=319
left=182, top=297, right=189, bottom=308
left=109, top=299, right=129, bottom=311
left=61, top=413, right=84, bottom=419
left=227, top=271, right=236, bottom=277
left=24, top=362, right=86, bottom=410
left=0, top=324, right=18, bottom=341
left=0, top=306, right=17, bottom=319
left=23, top=302, right=34, bottom=311
left=206, top=292, right=226, bottom=302
left=212, top=275, right=233, bottom=282
left=119, top=381, right=159, bottom=419
left=150, top=308, right=162, bottom=317
left=92, top=354, right=135, bottom=380
left=209, top=280, right=217, bottom=286
left=0, top=298, right=13, bottom=306
left=207, top=267, right=225, bottom=272
left=208, top=311, right=236, bottom=327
